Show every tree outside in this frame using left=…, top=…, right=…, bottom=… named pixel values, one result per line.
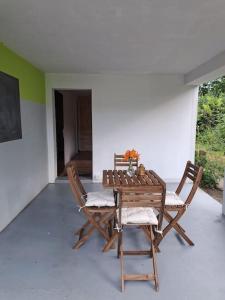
left=195, top=76, right=225, bottom=203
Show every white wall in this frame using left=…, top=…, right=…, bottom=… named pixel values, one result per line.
left=0, top=99, right=48, bottom=231
left=61, top=91, right=78, bottom=164
left=46, top=74, right=198, bottom=182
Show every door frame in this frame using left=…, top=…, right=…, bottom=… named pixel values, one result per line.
left=46, top=87, right=93, bottom=183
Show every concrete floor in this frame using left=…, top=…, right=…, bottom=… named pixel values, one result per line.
left=0, top=182, right=224, bottom=300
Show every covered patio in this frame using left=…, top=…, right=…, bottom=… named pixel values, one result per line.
left=0, top=182, right=224, bottom=300
left=0, top=1, right=225, bottom=299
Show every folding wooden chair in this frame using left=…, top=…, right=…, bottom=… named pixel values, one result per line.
left=116, top=183, right=166, bottom=292
left=67, top=164, right=116, bottom=250
left=155, top=161, right=203, bottom=248
left=114, top=153, right=139, bottom=170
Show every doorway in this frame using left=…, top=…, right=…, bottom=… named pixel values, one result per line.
left=54, top=89, right=92, bottom=179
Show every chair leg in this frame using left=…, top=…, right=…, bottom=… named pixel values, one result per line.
left=102, top=231, right=119, bottom=252
left=163, top=211, right=194, bottom=246
left=174, top=222, right=186, bottom=233
left=141, top=225, right=151, bottom=242
left=141, top=226, right=160, bottom=255
left=73, top=225, right=95, bottom=249
left=150, top=226, right=159, bottom=291
left=118, top=225, right=159, bottom=292
left=120, top=231, right=125, bottom=292
left=75, top=212, right=100, bottom=238
left=155, top=209, right=184, bottom=247
left=74, top=220, right=90, bottom=236
left=78, top=227, right=85, bottom=241
left=91, top=209, right=117, bottom=242
left=117, top=231, right=122, bottom=258
left=73, top=212, right=116, bottom=249
left=108, top=219, right=113, bottom=237
left=87, top=213, right=110, bottom=241
left=173, top=224, right=194, bottom=246
left=106, top=219, right=116, bottom=250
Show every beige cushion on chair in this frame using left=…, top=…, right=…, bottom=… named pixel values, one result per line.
left=85, top=191, right=115, bottom=207
left=119, top=207, right=158, bottom=225
left=165, top=191, right=184, bottom=206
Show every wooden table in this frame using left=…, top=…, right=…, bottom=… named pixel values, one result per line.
left=103, top=169, right=163, bottom=188
left=102, top=169, right=165, bottom=252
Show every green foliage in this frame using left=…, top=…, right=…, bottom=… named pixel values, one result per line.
left=199, top=76, right=225, bottom=97
left=197, top=125, right=225, bottom=152
left=197, top=82, right=225, bottom=153
left=195, top=154, right=222, bottom=189
left=197, top=95, right=225, bottom=134
left=196, top=76, right=225, bottom=189
left=214, top=115, right=225, bottom=152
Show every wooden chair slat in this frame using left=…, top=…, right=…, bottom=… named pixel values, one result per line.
left=187, top=173, right=195, bottom=181
left=114, top=153, right=139, bottom=170
left=114, top=163, right=130, bottom=166
left=118, top=187, right=165, bottom=210
left=188, top=161, right=199, bottom=170
left=187, top=167, right=198, bottom=177
left=122, top=194, right=163, bottom=201
left=122, top=200, right=162, bottom=205
left=115, top=159, right=139, bottom=163
left=119, top=185, right=164, bottom=192
left=115, top=164, right=138, bottom=167
left=123, top=274, right=155, bottom=281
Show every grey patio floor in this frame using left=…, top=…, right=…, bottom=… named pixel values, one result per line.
left=0, top=182, right=224, bottom=300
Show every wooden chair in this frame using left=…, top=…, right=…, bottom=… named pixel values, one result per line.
left=155, top=161, right=203, bottom=247
left=116, top=183, right=166, bottom=292
left=67, top=164, right=116, bottom=250
left=114, top=153, right=139, bottom=170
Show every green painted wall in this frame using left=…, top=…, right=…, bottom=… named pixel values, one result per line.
left=0, top=43, right=45, bottom=103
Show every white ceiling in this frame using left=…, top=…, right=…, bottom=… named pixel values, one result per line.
left=1, top=0, right=225, bottom=74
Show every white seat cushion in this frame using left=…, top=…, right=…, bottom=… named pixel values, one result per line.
left=118, top=207, right=158, bottom=225
left=85, top=191, right=115, bottom=207
left=165, top=191, right=184, bottom=206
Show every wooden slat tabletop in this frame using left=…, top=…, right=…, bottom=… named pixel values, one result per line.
left=103, top=170, right=162, bottom=188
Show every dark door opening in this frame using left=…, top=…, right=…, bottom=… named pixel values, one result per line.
left=54, top=89, right=92, bottom=178
left=55, top=91, right=64, bottom=176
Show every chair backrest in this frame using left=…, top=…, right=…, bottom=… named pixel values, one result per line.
left=114, top=153, right=139, bottom=170
left=118, top=182, right=166, bottom=229
left=176, top=160, right=203, bottom=206
left=67, top=163, right=87, bottom=207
